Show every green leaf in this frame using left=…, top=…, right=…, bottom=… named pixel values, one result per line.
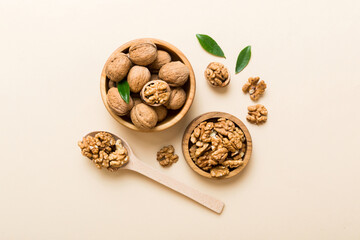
left=117, top=80, right=130, bottom=104
left=196, top=34, right=225, bottom=58
left=235, top=46, right=251, bottom=74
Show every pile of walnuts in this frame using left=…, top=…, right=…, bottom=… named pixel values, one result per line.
left=105, top=40, right=190, bottom=130
left=78, top=132, right=129, bottom=171
left=189, top=118, right=247, bottom=178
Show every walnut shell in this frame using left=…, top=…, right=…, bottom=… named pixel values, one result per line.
left=130, top=103, right=158, bottom=129
left=107, top=87, right=134, bottom=116
left=133, top=97, right=143, bottom=106
left=165, top=87, right=186, bottom=110
left=127, top=66, right=151, bottom=93
left=153, top=105, right=168, bottom=122
left=148, top=50, right=172, bottom=72
left=129, top=41, right=157, bottom=66
left=105, top=52, right=132, bottom=82
left=150, top=74, right=158, bottom=80
left=159, top=61, right=189, bottom=87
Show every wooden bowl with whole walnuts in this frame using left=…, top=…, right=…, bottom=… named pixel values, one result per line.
left=182, top=112, right=252, bottom=179
left=100, top=38, right=196, bottom=132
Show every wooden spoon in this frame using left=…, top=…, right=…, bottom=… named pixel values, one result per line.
left=85, top=131, right=225, bottom=214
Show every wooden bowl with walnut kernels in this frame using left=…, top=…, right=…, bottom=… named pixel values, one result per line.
left=182, top=112, right=252, bottom=179
left=100, top=38, right=196, bottom=132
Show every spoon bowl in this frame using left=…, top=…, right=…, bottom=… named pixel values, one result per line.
left=83, top=131, right=225, bottom=214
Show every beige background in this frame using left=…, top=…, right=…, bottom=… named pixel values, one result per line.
left=1, top=0, right=360, bottom=239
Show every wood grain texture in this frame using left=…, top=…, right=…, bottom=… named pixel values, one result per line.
left=86, top=131, right=224, bottom=214
left=100, top=38, right=196, bottom=132
left=182, top=112, right=252, bottom=179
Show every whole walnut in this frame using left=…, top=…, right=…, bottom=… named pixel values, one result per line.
left=107, top=87, right=134, bottom=116
left=150, top=74, right=158, bottom=80
left=129, top=41, right=157, bottom=66
left=159, top=61, right=190, bottom=87
left=133, top=97, right=143, bottom=106
left=130, top=103, right=158, bottom=129
left=153, top=105, right=167, bottom=122
left=127, top=66, right=151, bottom=93
left=105, top=52, right=132, bottom=82
left=165, top=87, right=186, bottom=110
left=148, top=50, right=172, bottom=72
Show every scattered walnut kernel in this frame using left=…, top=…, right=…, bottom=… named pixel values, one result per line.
left=246, top=104, right=268, bottom=124
left=242, top=76, right=267, bottom=101
left=142, top=80, right=170, bottom=106
left=78, top=132, right=129, bottom=171
left=189, top=118, right=247, bottom=178
left=204, top=62, right=230, bottom=87
left=157, top=145, right=179, bottom=167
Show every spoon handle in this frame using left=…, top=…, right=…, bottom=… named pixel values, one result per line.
left=128, top=158, right=224, bottom=214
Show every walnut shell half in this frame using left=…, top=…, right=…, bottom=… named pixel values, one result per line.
left=129, top=41, right=157, bottom=66
left=130, top=103, right=158, bottom=129
left=107, top=87, right=134, bottom=116
left=159, top=61, right=190, bottom=87
left=105, top=52, right=132, bottom=82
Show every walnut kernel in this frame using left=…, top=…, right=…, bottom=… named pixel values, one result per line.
left=157, top=145, right=179, bottom=167
left=246, top=104, right=268, bottom=124
left=242, top=76, right=267, bottom=101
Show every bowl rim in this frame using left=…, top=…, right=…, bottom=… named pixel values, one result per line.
left=100, top=38, right=196, bottom=132
left=182, top=112, right=252, bottom=179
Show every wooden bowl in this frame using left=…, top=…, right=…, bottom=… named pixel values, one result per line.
left=182, top=112, right=252, bottom=179
left=100, top=38, right=196, bottom=132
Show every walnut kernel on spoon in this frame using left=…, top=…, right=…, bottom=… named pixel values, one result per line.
left=78, top=131, right=225, bottom=214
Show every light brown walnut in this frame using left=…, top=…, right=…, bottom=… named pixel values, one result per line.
left=164, top=87, right=186, bottom=110
left=242, top=76, right=267, bottom=101
left=130, top=103, right=158, bottom=129
left=157, top=145, right=179, bottom=167
left=247, top=104, right=268, bottom=124
left=153, top=105, right=167, bottom=122
left=78, top=132, right=129, bottom=171
left=127, top=66, right=151, bottom=93
left=105, top=52, right=132, bottom=82
left=107, top=87, right=134, bottom=116
left=204, top=62, right=230, bottom=87
left=188, top=118, right=247, bottom=177
left=159, top=61, right=190, bottom=87
left=129, top=41, right=157, bottom=66
left=148, top=50, right=172, bottom=72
